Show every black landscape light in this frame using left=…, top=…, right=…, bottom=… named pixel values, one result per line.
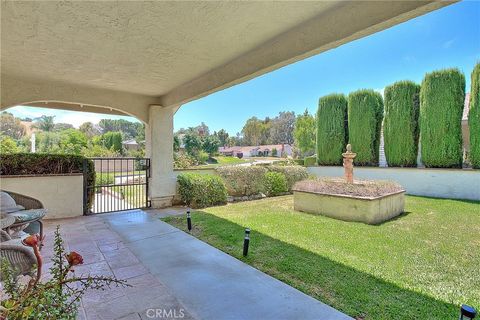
left=243, top=228, right=250, bottom=257
left=460, top=304, right=477, bottom=320
left=186, top=210, right=192, bottom=232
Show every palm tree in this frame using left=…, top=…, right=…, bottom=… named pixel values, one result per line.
left=34, top=115, right=55, bottom=132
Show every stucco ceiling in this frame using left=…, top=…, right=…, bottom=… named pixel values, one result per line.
left=1, top=1, right=454, bottom=108
left=1, top=1, right=335, bottom=95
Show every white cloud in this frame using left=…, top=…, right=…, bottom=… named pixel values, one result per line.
left=56, top=113, right=105, bottom=128
left=6, top=106, right=139, bottom=128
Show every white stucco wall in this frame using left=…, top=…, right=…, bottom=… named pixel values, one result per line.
left=307, top=166, right=480, bottom=201
left=1, top=174, right=84, bottom=219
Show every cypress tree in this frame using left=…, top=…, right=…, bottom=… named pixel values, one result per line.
left=468, top=63, right=480, bottom=168
left=316, top=94, right=348, bottom=165
left=420, top=69, right=465, bottom=168
left=348, top=89, right=384, bottom=166
left=383, top=81, right=420, bottom=167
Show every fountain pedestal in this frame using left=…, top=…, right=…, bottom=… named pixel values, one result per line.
left=342, top=144, right=356, bottom=183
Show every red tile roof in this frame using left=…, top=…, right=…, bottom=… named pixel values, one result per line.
left=219, top=144, right=291, bottom=154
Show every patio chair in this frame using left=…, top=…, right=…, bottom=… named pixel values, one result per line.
left=0, top=215, right=36, bottom=277
left=3, top=190, right=44, bottom=211
left=0, top=190, right=46, bottom=243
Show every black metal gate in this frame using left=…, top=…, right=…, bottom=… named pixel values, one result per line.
left=84, top=158, right=151, bottom=214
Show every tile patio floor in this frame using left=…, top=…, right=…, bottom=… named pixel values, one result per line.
left=41, top=208, right=193, bottom=320
left=39, top=208, right=351, bottom=320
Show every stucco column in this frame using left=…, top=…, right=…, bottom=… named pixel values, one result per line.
left=146, top=105, right=176, bottom=208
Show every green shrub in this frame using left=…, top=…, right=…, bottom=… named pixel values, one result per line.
left=0, top=153, right=95, bottom=212
left=469, top=63, right=480, bottom=168
left=216, top=166, right=267, bottom=196
left=82, top=144, right=120, bottom=157
left=95, top=173, right=114, bottom=186
left=263, top=172, right=288, bottom=196
left=100, top=131, right=123, bottom=153
left=267, top=165, right=308, bottom=191
left=304, top=156, right=316, bottom=166
left=294, top=159, right=304, bottom=166
left=198, top=150, right=209, bottom=164
left=383, top=81, right=420, bottom=167
left=174, top=152, right=196, bottom=169
left=317, top=94, right=348, bottom=165
left=348, top=89, right=384, bottom=166
left=420, top=69, right=465, bottom=168
left=177, top=173, right=227, bottom=208
left=0, top=136, right=19, bottom=154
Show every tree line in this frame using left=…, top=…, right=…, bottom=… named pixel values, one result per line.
left=174, top=111, right=316, bottom=161
left=1, top=109, right=318, bottom=162
left=0, top=114, right=145, bottom=157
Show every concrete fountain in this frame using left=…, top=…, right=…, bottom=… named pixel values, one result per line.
left=293, top=144, right=405, bottom=224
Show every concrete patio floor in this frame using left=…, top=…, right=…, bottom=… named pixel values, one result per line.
left=41, top=208, right=351, bottom=320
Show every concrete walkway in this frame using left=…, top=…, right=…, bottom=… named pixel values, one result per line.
left=42, top=211, right=194, bottom=320
left=103, top=209, right=351, bottom=320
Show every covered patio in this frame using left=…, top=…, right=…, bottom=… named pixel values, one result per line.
left=1, top=1, right=453, bottom=209
left=1, top=1, right=457, bottom=319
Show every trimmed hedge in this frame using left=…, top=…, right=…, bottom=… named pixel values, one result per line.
left=317, top=94, right=348, bottom=165
left=469, top=63, right=480, bottom=168
left=0, top=153, right=95, bottom=212
left=348, top=89, right=384, bottom=166
left=383, top=81, right=420, bottom=167
left=177, top=173, right=227, bottom=208
left=263, top=172, right=288, bottom=196
left=216, top=166, right=267, bottom=196
left=267, top=165, right=308, bottom=191
left=420, top=69, right=465, bottom=168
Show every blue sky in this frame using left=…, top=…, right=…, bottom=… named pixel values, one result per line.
left=9, top=1, right=480, bottom=134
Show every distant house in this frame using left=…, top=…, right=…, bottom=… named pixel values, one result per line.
left=219, top=144, right=293, bottom=158
left=122, top=139, right=139, bottom=151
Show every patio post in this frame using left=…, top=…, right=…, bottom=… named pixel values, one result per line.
left=146, top=105, right=176, bottom=208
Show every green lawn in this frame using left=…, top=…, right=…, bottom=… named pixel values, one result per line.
left=214, top=156, right=248, bottom=165
left=95, top=170, right=145, bottom=185
left=111, top=185, right=146, bottom=207
left=193, top=156, right=250, bottom=168
left=163, top=195, right=480, bottom=319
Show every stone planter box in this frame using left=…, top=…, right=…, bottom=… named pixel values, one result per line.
left=293, top=190, right=405, bottom=225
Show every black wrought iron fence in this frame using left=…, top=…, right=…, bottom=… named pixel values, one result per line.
left=84, top=158, right=150, bottom=214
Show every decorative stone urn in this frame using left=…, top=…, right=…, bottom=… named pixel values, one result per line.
left=342, top=144, right=356, bottom=183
